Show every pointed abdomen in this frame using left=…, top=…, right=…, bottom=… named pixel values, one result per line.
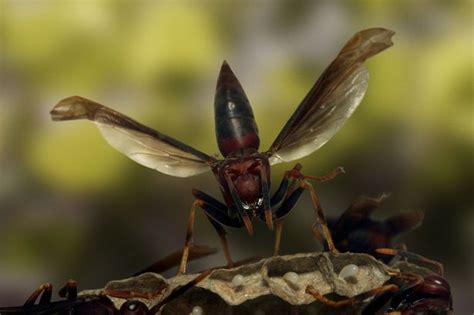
left=214, top=61, right=260, bottom=157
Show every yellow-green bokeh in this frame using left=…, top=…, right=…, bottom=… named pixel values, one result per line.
left=0, top=0, right=472, bottom=311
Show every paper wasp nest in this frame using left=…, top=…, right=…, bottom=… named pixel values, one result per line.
left=79, top=252, right=432, bottom=314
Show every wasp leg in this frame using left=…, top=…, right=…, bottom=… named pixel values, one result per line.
left=301, top=166, right=345, bottom=183
left=205, top=214, right=235, bottom=268
left=276, top=164, right=343, bottom=193
left=256, top=163, right=273, bottom=230
left=270, top=164, right=302, bottom=206
left=377, top=248, right=444, bottom=275
left=58, top=279, right=77, bottom=300
left=151, top=269, right=213, bottom=313
left=273, top=220, right=283, bottom=256
left=24, top=283, right=53, bottom=306
left=192, top=189, right=242, bottom=228
left=178, top=199, right=201, bottom=275
left=223, top=173, right=254, bottom=235
left=362, top=289, right=397, bottom=315
left=134, top=244, right=216, bottom=276
left=311, top=222, right=325, bottom=246
left=386, top=243, right=407, bottom=266
left=386, top=272, right=424, bottom=309
left=271, top=186, right=305, bottom=255
left=195, top=189, right=242, bottom=267
left=271, top=165, right=343, bottom=254
left=306, top=283, right=398, bottom=308
left=270, top=164, right=341, bottom=255
left=178, top=190, right=242, bottom=274
left=363, top=271, right=425, bottom=313
left=300, top=180, right=338, bottom=253
left=273, top=185, right=305, bottom=220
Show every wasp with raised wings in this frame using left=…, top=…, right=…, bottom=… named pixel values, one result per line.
left=50, top=28, right=395, bottom=274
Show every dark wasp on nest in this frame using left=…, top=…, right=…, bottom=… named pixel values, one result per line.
left=49, top=28, right=395, bottom=274
left=316, top=194, right=426, bottom=262
left=1, top=27, right=454, bottom=315
left=308, top=195, right=453, bottom=314
left=0, top=245, right=218, bottom=314
left=303, top=249, right=453, bottom=314
left=364, top=248, right=453, bottom=314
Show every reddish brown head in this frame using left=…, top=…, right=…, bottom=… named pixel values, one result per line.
left=234, top=173, right=261, bottom=205
left=217, top=152, right=270, bottom=235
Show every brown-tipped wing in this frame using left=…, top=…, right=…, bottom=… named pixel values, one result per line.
left=50, top=96, right=217, bottom=177
left=268, top=28, right=395, bottom=165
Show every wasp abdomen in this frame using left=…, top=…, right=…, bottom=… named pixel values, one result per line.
left=214, top=61, right=260, bottom=157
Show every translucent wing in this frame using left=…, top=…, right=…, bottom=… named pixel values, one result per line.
left=268, top=28, right=395, bottom=165
left=50, top=96, right=217, bottom=177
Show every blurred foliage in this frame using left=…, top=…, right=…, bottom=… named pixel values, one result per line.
left=0, top=0, right=472, bottom=312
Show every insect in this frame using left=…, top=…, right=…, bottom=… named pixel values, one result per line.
left=305, top=269, right=452, bottom=314
left=309, top=196, right=452, bottom=313
left=0, top=278, right=204, bottom=315
left=0, top=280, right=119, bottom=315
left=362, top=249, right=453, bottom=314
left=313, top=194, right=425, bottom=262
left=302, top=250, right=452, bottom=314
left=50, top=28, right=395, bottom=273
left=362, top=273, right=453, bottom=315
left=0, top=246, right=215, bottom=314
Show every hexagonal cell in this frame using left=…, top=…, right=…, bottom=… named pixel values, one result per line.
left=76, top=251, right=438, bottom=314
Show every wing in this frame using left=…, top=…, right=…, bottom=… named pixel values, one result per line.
left=50, top=96, right=217, bottom=177
left=334, top=194, right=390, bottom=231
left=268, top=28, right=395, bottom=164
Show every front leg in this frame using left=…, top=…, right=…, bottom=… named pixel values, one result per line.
left=294, top=165, right=344, bottom=253
left=271, top=164, right=344, bottom=254
left=255, top=160, right=273, bottom=230
left=178, top=190, right=242, bottom=274
left=272, top=185, right=305, bottom=255
left=301, top=180, right=338, bottom=253
left=270, top=163, right=302, bottom=206
left=223, top=173, right=254, bottom=235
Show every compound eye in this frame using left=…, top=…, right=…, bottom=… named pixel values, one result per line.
left=120, top=300, right=148, bottom=315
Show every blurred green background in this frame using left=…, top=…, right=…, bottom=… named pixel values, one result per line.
left=0, top=0, right=472, bottom=312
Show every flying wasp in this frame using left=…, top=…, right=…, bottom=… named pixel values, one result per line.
left=50, top=28, right=395, bottom=273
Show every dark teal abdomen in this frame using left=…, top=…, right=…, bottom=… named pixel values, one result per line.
left=214, top=61, right=260, bottom=157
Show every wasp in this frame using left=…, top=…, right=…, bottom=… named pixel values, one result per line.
left=0, top=246, right=215, bottom=314
left=50, top=28, right=395, bottom=273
